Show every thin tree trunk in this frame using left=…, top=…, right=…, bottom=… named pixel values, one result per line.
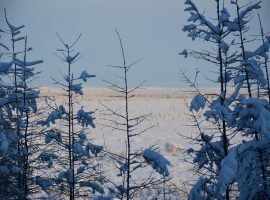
left=236, top=0, right=252, bottom=98
left=116, top=30, right=131, bottom=200
left=22, top=36, right=29, bottom=200
left=163, top=176, right=166, bottom=200
left=217, top=1, right=229, bottom=199
left=258, top=14, right=270, bottom=102
left=12, top=31, right=23, bottom=198
left=67, top=49, right=74, bottom=200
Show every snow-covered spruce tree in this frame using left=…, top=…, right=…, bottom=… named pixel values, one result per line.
left=101, top=30, right=170, bottom=200
left=180, top=0, right=270, bottom=199
left=179, top=0, right=240, bottom=198
left=217, top=1, right=270, bottom=199
left=37, top=34, right=103, bottom=199
left=0, top=9, right=43, bottom=199
left=0, top=13, right=21, bottom=199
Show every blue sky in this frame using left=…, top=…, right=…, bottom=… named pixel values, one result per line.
left=1, top=0, right=270, bottom=88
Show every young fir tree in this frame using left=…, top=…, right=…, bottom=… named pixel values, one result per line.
left=1, top=8, right=44, bottom=199
left=217, top=1, right=270, bottom=199
left=101, top=30, right=170, bottom=200
left=180, top=0, right=270, bottom=199
left=180, top=0, right=238, bottom=198
left=37, top=34, right=104, bottom=199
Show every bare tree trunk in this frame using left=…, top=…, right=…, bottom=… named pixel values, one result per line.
left=235, top=0, right=252, bottom=98
left=22, top=36, right=30, bottom=200
left=116, top=30, right=131, bottom=200
left=163, top=176, right=166, bottom=200
left=258, top=14, right=270, bottom=102
left=217, top=1, right=229, bottom=199
left=11, top=27, right=23, bottom=198
left=67, top=49, right=74, bottom=200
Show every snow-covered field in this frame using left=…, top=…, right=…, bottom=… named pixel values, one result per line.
left=39, top=87, right=217, bottom=188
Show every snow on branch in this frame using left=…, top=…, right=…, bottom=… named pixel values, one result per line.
left=143, top=149, right=170, bottom=176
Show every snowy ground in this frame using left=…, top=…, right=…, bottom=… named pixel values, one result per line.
left=39, top=87, right=218, bottom=190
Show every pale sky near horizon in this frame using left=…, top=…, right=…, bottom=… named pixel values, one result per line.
left=1, top=0, right=270, bottom=88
